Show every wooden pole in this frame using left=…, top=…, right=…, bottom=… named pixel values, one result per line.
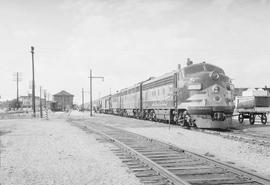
left=31, top=46, right=36, bottom=117
left=82, top=88, right=84, bottom=112
left=90, top=69, right=92, bottom=116
left=40, top=86, right=43, bottom=118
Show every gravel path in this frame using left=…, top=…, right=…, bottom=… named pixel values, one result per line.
left=0, top=118, right=142, bottom=185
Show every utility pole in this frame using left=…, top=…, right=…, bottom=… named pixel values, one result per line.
left=89, top=69, right=104, bottom=117
left=13, top=72, right=22, bottom=109
left=44, top=90, right=47, bottom=109
left=90, top=70, right=92, bottom=116
left=45, top=93, right=51, bottom=109
left=31, top=46, right=36, bottom=117
left=44, top=90, right=48, bottom=120
left=16, top=72, right=19, bottom=107
left=40, top=86, right=43, bottom=118
left=82, top=88, right=84, bottom=111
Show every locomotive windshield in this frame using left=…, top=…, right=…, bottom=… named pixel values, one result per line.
left=183, top=65, right=204, bottom=75
left=204, top=64, right=225, bottom=74
left=183, top=63, right=225, bottom=76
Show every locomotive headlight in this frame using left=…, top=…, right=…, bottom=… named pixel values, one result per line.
left=213, top=86, right=220, bottom=93
left=210, top=71, right=220, bottom=81
left=188, top=83, right=202, bottom=90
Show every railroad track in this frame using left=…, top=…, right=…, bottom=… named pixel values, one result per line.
left=74, top=113, right=270, bottom=147
left=115, top=114, right=270, bottom=147
left=71, top=120, right=270, bottom=185
left=196, top=128, right=270, bottom=147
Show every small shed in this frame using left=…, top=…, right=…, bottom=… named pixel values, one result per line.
left=53, top=90, right=74, bottom=111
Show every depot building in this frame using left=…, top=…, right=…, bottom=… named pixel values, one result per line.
left=53, top=90, right=74, bottom=111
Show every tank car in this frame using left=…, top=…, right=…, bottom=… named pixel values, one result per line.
left=97, top=60, right=235, bottom=129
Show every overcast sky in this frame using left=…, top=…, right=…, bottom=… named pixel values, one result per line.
left=0, top=0, right=270, bottom=103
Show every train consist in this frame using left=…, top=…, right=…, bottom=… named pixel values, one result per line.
left=95, top=59, right=235, bottom=129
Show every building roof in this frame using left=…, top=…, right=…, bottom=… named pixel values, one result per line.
left=53, top=90, right=74, bottom=97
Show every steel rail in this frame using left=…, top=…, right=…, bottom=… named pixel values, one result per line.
left=72, top=119, right=270, bottom=185
left=79, top=113, right=270, bottom=147
left=114, top=126, right=270, bottom=185
left=186, top=150, right=270, bottom=185
left=82, top=124, right=191, bottom=185
left=116, top=127, right=270, bottom=185
left=195, top=128, right=270, bottom=146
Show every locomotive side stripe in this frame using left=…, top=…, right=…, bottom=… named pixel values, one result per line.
left=183, top=99, right=203, bottom=103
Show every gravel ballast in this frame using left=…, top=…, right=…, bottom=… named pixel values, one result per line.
left=71, top=112, right=270, bottom=178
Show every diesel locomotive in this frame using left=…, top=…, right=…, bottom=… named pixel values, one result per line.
left=96, top=59, right=235, bottom=129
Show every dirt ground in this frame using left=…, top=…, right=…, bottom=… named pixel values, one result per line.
left=0, top=116, right=142, bottom=185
